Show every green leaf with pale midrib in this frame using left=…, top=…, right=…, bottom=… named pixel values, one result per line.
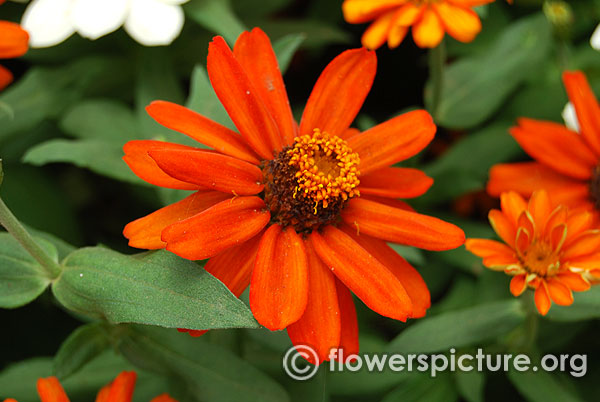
left=52, top=248, right=258, bottom=330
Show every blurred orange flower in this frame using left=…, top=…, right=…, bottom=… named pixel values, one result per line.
left=3, top=371, right=177, bottom=402
left=0, top=13, right=29, bottom=90
left=122, top=28, right=465, bottom=363
left=342, top=0, right=494, bottom=49
left=488, top=71, right=600, bottom=220
left=466, top=190, right=598, bottom=316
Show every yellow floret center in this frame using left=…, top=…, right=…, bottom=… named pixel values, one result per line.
left=287, top=129, right=361, bottom=210
left=519, top=241, right=560, bottom=278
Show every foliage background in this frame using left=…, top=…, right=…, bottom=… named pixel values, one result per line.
left=1, top=0, right=600, bottom=401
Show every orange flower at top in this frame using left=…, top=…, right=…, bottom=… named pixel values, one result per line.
left=342, top=0, right=494, bottom=49
left=488, top=71, right=600, bottom=220
left=0, top=11, right=29, bottom=90
left=466, top=190, right=598, bottom=316
left=3, top=371, right=177, bottom=402
left=122, top=28, right=465, bottom=363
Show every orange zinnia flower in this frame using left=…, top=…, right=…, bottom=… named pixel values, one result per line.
left=122, top=28, right=465, bottom=363
left=3, top=371, right=177, bottom=402
left=0, top=6, right=29, bottom=91
left=342, top=0, right=494, bottom=49
left=466, top=190, right=598, bottom=316
left=488, top=71, right=600, bottom=219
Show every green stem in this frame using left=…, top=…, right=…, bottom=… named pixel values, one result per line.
left=0, top=196, right=62, bottom=279
left=428, top=40, right=446, bottom=120
left=520, top=291, right=539, bottom=350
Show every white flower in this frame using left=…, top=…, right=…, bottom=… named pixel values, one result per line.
left=591, top=23, right=600, bottom=51
left=22, top=0, right=189, bottom=48
left=562, top=102, right=580, bottom=132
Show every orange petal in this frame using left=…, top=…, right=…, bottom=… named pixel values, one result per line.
left=510, top=274, right=527, bottom=297
left=348, top=110, right=436, bottom=175
left=544, top=205, right=568, bottom=242
left=388, top=24, right=409, bottom=48
left=123, top=140, right=203, bottom=190
left=36, top=378, right=69, bottom=402
left=335, top=278, right=359, bottom=361
left=465, top=238, right=515, bottom=258
left=487, top=162, right=590, bottom=207
left=342, top=0, right=406, bottom=24
left=510, top=118, right=597, bottom=180
left=562, top=231, right=600, bottom=260
left=204, top=233, right=262, bottom=297
left=250, top=225, right=309, bottom=330
left=0, top=21, right=29, bottom=58
left=287, top=239, right=341, bottom=364
left=482, top=254, right=520, bottom=269
left=546, top=278, right=574, bottom=306
left=564, top=211, right=594, bottom=248
left=488, top=209, right=517, bottom=248
left=310, top=226, right=413, bottom=321
left=0, top=64, right=13, bottom=91
left=145, top=101, right=259, bottom=164
left=449, top=0, right=495, bottom=6
left=528, top=190, right=552, bottom=235
left=300, top=48, right=376, bottom=137
left=341, top=226, right=430, bottom=318
left=395, top=3, right=424, bottom=26
left=362, top=196, right=415, bottom=212
left=358, top=167, right=433, bottom=199
left=361, top=10, right=395, bottom=50
left=556, top=271, right=591, bottom=292
left=534, top=283, right=551, bottom=316
left=103, top=371, right=136, bottom=402
left=4, top=399, right=19, bottom=402
left=565, top=252, right=600, bottom=270
left=563, top=71, right=600, bottom=157
left=233, top=28, right=296, bottom=146
left=433, top=2, right=481, bottom=43
left=95, top=385, right=110, bottom=402
left=148, top=148, right=264, bottom=195
left=124, top=191, right=231, bottom=250
left=150, top=395, right=178, bottom=402
left=342, top=198, right=465, bottom=251
left=412, top=7, right=445, bottom=48
left=500, top=191, right=528, bottom=227
left=162, top=196, right=270, bottom=260
left=340, top=127, right=360, bottom=140
left=207, top=36, right=282, bottom=159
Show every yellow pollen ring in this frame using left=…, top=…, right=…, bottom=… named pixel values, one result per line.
left=287, top=128, right=360, bottom=209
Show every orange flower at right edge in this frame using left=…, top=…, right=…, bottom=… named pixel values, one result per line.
left=0, top=0, right=29, bottom=91
left=342, top=0, right=495, bottom=49
left=3, top=371, right=177, bottom=402
left=466, top=190, right=598, bottom=316
left=488, top=71, right=600, bottom=220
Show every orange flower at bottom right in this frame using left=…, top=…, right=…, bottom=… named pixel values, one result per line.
left=466, top=190, right=599, bottom=315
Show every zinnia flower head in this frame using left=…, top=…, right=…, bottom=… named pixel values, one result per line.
left=3, top=371, right=177, bottom=402
left=0, top=4, right=29, bottom=91
left=122, top=28, right=465, bottom=363
left=21, top=0, right=189, bottom=48
left=488, top=71, right=600, bottom=220
left=342, top=0, right=494, bottom=49
left=466, top=190, right=599, bottom=316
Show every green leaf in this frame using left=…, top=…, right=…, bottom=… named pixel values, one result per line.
left=0, top=57, right=128, bottom=142
left=119, top=325, right=290, bottom=402
left=455, top=370, right=486, bottom=402
left=272, top=33, right=306, bottom=74
left=428, top=14, right=552, bottom=129
left=186, top=65, right=234, bottom=130
left=185, top=0, right=246, bottom=44
left=545, top=286, right=600, bottom=321
left=382, top=374, right=458, bottom=402
left=23, top=139, right=144, bottom=185
left=387, top=300, right=526, bottom=354
left=0, top=233, right=55, bottom=308
left=52, top=248, right=258, bottom=330
left=508, top=369, right=584, bottom=402
left=53, top=322, right=111, bottom=380
left=252, top=20, right=351, bottom=49
left=60, top=99, right=139, bottom=143
left=135, top=48, right=185, bottom=138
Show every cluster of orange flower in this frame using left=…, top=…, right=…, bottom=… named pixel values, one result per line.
left=1, top=0, right=598, bottom=385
